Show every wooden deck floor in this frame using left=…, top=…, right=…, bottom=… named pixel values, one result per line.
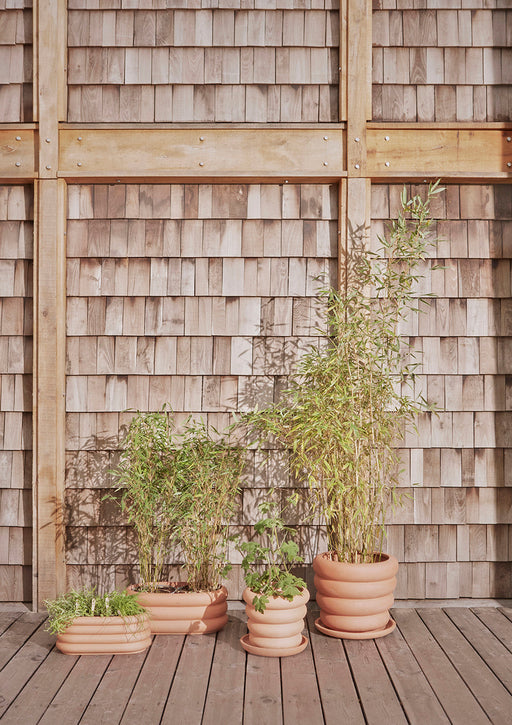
left=1, top=605, right=512, bottom=725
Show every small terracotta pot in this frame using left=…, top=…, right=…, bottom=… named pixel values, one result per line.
left=128, top=583, right=228, bottom=635
left=313, top=552, right=398, bottom=639
left=240, top=587, right=309, bottom=657
left=56, top=614, right=152, bottom=655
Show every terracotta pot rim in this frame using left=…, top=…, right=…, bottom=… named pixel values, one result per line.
left=243, top=586, right=310, bottom=608
left=128, top=583, right=228, bottom=603
left=65, top=614, right=147, bottom=625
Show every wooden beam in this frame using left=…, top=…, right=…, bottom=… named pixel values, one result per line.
left=0, top=129, right=36, bottom=181
left=58, top=128, right=345, bottom=181
left=367, top=126, right=512, bottom=178
left=345, top=0, right=369, bottom=175
left=33, top=179, right=67, bottom=609
left=33, top=0, right=67, bottom=609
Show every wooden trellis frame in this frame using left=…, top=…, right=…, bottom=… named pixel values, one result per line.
left=0, top=0, right=510, bottom=608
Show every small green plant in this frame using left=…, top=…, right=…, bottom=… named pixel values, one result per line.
left=44, top=588, right=147, bottom=635
left=236, top=498, right=307, bottom=613
left=244, top=182, right=443, bottom=564
left=109, top=408, right=184, bottom=591
left=175, top=418, right=245, bottom=592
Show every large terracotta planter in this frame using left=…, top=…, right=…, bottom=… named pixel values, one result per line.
left=56, top=614, right=152, bottom=655
left=128, top=583, right=228, bottom=634
left=313, top=552, right=398, bottom=639
left=240, top=587, right=310, bottom=657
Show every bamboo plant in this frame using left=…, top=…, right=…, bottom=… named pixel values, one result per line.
left=244, top=182, right=443, bottom=564
left=111, top=408, right=244, bottom=592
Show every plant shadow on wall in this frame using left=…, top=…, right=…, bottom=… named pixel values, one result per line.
left=239, top=181, right=444, bottom=639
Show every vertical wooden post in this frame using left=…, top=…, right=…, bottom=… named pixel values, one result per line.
left=33, top=0, right=67, bottom=608
left=340, top=0, right=371, bottom=283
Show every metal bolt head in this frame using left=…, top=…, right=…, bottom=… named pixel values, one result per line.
left=45, top=138, right=51, bottom=143
left=385, top=161, right=390, bottom=167
left=323, top=136, right=328, bottom=140
left=323, top=161, right=328, bottom=166
left=284, top=180, right=289, bottom=184
left=77, top=162, right=82, bottom=167
left=45, top=165, right=51, bottom=170
left=15, top=161, right=21, bottom=167
left=385, top=136, right=390, bottom=141
left=15, top=136, right=21, bottom=141
left=507, top=137, right=512, bottom=142
left=77, top=136, right=82, bottom=141
left=199, top=137, right=205, bottom=141
left=354, top=164, right=360, bottom=169
left=508, top=162, right=512, bottom=168
left=355, top=137, right=360, bottom=142
left=199, top=161, right=204, bottom=167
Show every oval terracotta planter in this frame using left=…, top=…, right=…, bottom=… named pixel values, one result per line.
left=128, top=583, right=228, bottom=634
left=240, top=587, right=310, bottom=657
left=313, top=552, right=398, bottom=639
left=56, top=614, right=152, bottom=655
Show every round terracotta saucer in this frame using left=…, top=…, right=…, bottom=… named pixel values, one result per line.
left=314, top=617, right=396, bottom=640
left=240, top=634, right=308, bottom=657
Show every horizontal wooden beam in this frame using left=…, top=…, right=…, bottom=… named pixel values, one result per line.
left=367, top=126, right=512, bottom=179
left=1, top=126, right=512, bottom=183
left=59, top=127, right=345, bottom=182
left=0, top=129, right=37, bottom=181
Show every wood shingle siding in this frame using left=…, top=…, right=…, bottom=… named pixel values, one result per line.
left=0, top=186, right=33, bottom=602
left=67, top=8, right=339, bottom=121
left=65, top=182, right=337, bottom=595
left=373, top=6, right=512, bottom=121
left=374, top=183, right=512, bottom=599
left=0, top=3, right=32, bottom=122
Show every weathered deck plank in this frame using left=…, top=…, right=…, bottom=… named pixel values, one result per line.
left=0, top=606, right=511, bottom=724
left=120, top=633, right=184, bottom=724
left=202, top=612, right=246, bottom=725
left=393, top=608, right=490, bottom=725
left=306, top=609, right=365, bottom=725
left=376, top=619, right=450, bottom=725
left=38, top=654, right=113, bottom=725
left=344, top=636, right=408, bottom=725
left=471, top=607, right=512, bottom=655
left=419, top=608, right=512, bottom=725
left=281, top=625, right=324, bottom=725
left=161, top=632, right=216, bottom=725
left=0, top=619, right=54, bottom=718
left=444, top=607, right=512, bottom=692
left=80, top=650, right=150, bottom=725
left=0, top=648, right=78, bottom=725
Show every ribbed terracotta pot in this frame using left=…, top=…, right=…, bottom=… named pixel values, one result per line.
left=128, top=583, right=228, bottom=634
left=313, top=552, right=399, bottom=639
left=56, top=614, right=152, bottom=655
left=240, top=587, right=310, bottom=657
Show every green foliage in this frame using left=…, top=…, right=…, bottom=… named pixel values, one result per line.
left=110, top=408, right=245, bottom=593
left=244, top=182, right=443, bottom=564
left=109, top=408, right=183, bottom=591
left=173, top=418, right=245, bottom=592
left=236, top=498, right=307, bottom=613
left=44, top=588, right=147, bottom=635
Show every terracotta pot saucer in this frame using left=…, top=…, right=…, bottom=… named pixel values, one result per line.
left=240, top=634, right=308, bottom=658
left=314, top=617, right=396, bottom=640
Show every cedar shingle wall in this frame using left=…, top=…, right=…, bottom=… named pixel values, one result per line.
left=373, top=4, right=511, bottom=121
left=373, top=183, right=512, bottom=599
left=0, top=1, right=32, bottom=122
left=64, top=182, right=338, bottom=595
left=67, top=5, right=339, bottom=122
left=0, top=186, right=33, bottom=602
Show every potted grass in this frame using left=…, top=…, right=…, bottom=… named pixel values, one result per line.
left=236, top=498, right=309, bottom=657
left=245, top=182, right=442, bottom=639
left=111, top=409, right=245, bottom=634
left=44, top=588, right=151, bottom=655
